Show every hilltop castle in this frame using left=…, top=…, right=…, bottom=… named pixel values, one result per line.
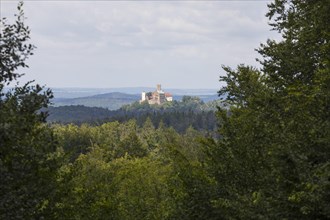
left=140, top=84, right=173, bottom=105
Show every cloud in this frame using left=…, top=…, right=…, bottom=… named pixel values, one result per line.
left=1, top=0, right=278, bottom=89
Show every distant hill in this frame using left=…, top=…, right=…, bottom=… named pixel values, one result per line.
left=52, top=92, right=140, bottom=110
left=46, top=98, right=220, bottom=133
left=52, top=92, right=220, bottom=110
left=51, top=87, right=154, bottom=99
left=50, top=87, right=218, bottom=99
left=173, top=94, right=219, bottom=102
left=5, top=87, right=219, bottom=99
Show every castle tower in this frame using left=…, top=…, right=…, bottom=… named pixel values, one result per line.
left=157, top=84, right=161, bottom=92
left=140, top=84, right=172, bottom=105
left=141, top=92, right=146, bottom=101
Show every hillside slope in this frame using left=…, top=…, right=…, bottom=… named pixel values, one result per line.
left=53, top=92, right=140, bottom=110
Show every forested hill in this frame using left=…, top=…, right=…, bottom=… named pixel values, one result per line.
left=52, top=91, right=220, bottom=110
left=47, top=96, right=222, bottom=133
left=53, top=92, right=140, bottom=110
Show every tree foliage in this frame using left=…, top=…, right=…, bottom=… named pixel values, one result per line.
left=0, top=3, right=61, bottom=219
left=211, top=0, right=330, bottom=218
left=47, top=104, right=218, bottom=134
left=51, top=120, right=215, bottom=219
left=1, top=1, right=328, bottom=219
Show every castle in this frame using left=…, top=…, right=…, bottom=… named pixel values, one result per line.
left=140, top=84, right=173, bottom=105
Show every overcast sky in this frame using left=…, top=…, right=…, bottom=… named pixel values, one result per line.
left=1, top=0, right=279, bottom=89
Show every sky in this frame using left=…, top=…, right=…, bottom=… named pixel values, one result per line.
left=1, top=0, right=279, bottom=89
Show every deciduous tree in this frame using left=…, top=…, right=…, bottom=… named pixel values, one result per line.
left=0, top=2, right=61, bottom=218
left=211, top=0, right=330, bottom=218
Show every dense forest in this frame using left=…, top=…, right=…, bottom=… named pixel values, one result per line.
left=47, top=97, right=222, bottom=133
left=1, top=1, right=329, bottom=219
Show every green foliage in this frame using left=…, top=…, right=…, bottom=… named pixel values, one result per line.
left=0, top=3, right=61, bottom=219
left=3, top=1, right=328, bottom=219
left=54, top=147, right=116, bottom=219
left=210, top=0, right=330, bottom=218
left=109, top=157, right=175, bottom=220
left=55, top=150, right=177, bottom=220
left=48, top=105, right=112, bottom=122
left=52, top=120, right=216, bottom=219
left=48, top=104, right=218, bottom=134
left=0, top=2, right=34, bottom=84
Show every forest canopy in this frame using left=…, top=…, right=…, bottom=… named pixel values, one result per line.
left=0, top=0, right=329, bottom=219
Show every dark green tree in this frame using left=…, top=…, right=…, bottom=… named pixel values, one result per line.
left=0, top=2, right=61, bottom=219
left=210, top=0, right=330, bottom=218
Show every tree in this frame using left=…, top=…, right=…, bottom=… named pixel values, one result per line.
left=110, top=157, right=176, bottom=220
left=210, top=0, right=330, bottom=218
left=54, top=146, right=117, bottom=220
left=0, top=2, right=61, bottom=219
